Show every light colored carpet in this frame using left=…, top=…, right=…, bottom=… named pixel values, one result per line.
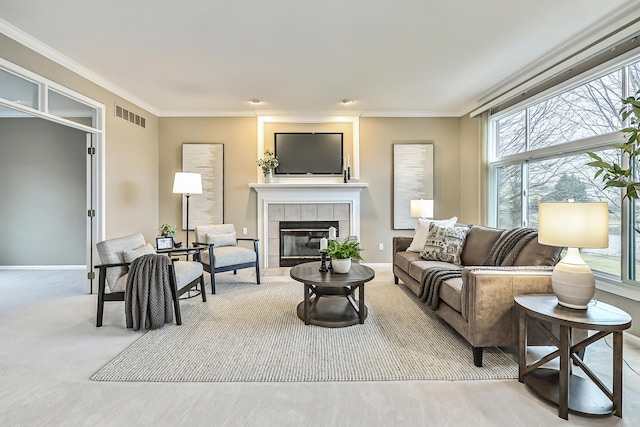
left=91, top=280, right=518, bottom=382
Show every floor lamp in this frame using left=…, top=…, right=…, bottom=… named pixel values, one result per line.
left=173, top=172, right=203, bottom=248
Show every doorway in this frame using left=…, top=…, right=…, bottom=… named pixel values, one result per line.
left=0, top=114, right=96, bottom=291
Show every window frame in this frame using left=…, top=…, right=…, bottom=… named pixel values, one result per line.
left=488, top=50, right=640, bottom=301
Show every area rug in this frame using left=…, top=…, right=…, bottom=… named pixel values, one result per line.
left=91, top=280, right=518, bottom=382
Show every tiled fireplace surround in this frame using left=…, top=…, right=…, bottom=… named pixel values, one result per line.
left=268, top=203, right=350, bottom=267
left=249, top=183, right=368, bottom=267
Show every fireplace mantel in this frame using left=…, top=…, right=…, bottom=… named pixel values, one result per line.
left=249, top=182, right=368, bottom=267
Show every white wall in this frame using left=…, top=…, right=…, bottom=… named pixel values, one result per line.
left=0, top=117, right=86, bottom=265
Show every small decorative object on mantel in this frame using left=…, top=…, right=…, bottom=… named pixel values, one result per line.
left=159, top=224, right=176, bottom=238
left=257, top=149, right=279, bottom=183
left=324, top=238, right=364, bottom=274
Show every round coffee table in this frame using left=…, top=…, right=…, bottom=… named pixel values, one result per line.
left=290, top=261, right=375, bottom=327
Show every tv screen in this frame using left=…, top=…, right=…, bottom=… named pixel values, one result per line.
left=274, top=133, right=343, bottom=175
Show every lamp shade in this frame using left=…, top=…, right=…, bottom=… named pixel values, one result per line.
left=538, top=201, right=608, bottom=249
left=172, top=172, right=202, bottom=195
left=410, top=199, right=434, bottom=218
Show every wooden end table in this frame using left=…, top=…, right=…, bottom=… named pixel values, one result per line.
left=290, top=261, right=375, bottom=327
left=515, top=294, right=632, bottom=420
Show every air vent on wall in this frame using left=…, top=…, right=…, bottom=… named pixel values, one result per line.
left=115, top=104, right=146, bottom=128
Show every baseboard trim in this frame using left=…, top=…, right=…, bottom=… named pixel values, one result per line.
left=0, top=265, right=86, bottom=270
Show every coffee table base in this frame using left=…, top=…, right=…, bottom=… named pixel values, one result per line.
left=296, top=298, right=368, bottom=328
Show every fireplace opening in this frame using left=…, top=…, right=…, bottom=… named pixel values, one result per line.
left=279, top=221, right=339, bottom=267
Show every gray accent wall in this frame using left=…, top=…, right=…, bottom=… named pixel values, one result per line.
left=0, top=118, right=86, bottom=265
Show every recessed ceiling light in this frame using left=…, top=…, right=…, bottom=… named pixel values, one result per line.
left=341, top=99, right=354, bottom=104
left=250, top=98, right=262, bottom=104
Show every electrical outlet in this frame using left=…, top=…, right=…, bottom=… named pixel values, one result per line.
left=242, top=227, right=248, bottom=235
left=379, top=243, right=384, bottom=251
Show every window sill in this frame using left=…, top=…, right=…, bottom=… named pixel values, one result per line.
left=596, top=276, right=640, bottom=302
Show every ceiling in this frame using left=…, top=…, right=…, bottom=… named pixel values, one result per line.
left=1, top=0, right=639, bottom=117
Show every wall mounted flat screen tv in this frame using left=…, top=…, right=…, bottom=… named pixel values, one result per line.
left=274, top=133, right=343, bottom=175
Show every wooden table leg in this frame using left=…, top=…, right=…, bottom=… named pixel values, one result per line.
left=613, top=331, right=623, bottom=417
left=358, top=282, right=365, bottom=324
left=304, top=283, right=310, bottom=325
left=559, top=325, right=570, bottom=420
left=518, top=310, right=526, bottom=383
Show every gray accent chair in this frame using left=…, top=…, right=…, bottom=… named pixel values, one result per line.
left=194, top=224, right=260, bottom=294
left=95, top=233, right=205, bottom=327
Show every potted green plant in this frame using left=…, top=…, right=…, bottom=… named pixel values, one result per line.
left=324, top=238, right=364, bottom=273
left=159, top=224, right=177, bottom=238
left=257, top=149, right=279, bottom=182
left=587, top=90, right=640, bottom=200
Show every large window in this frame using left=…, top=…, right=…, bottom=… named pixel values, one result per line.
left=489, top=57, right=640, bottom=283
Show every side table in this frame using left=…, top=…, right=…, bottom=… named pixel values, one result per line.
left=515, top=294, right=631, bottom=420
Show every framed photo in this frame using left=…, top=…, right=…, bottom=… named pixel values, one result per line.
left=156, top=237, right=174, bottom=250
left=393, top=142, right=434, bottom=229
left=182, top=143, right=224, bottom=230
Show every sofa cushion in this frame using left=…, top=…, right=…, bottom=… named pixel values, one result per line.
left=394, top=250, right=422, bottom=273
left=408, top=260, right=461, bottom=283
left=420, top=224, right=470, bottom=265
left=460, top=225, right=505, bottom=266
left=513, top=238, right=562, bottom=266
left=407, top=217, right=458, bottom=252
left=439, top=276, right=463, bottom=313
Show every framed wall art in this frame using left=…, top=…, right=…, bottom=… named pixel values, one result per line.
left=182, top=143, right=224, bottom=230
left=393, top=142, right=434, bottom=229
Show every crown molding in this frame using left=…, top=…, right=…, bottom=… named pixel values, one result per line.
left=469, top=3, right=640, bottom=116
left=0, top=19, right=160, bottom=116
left=360, top=110, right=461, bottom=118
left=158, top=110, right=258, bottom=117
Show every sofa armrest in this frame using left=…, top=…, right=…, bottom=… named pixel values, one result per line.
left=393, top=236, right=413, bottom=254
left=461, top=266, right=554, bottom=347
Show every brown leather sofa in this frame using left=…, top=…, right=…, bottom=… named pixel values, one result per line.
left=393, top=224, right=562, bottom=367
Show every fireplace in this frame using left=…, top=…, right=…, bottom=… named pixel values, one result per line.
left=249, top=182, right=368, bottom=267
left=279, top=221, right=339, bottom=266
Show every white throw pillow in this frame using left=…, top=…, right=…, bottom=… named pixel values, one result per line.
left=407, top=217, right=458, bottom=252
left=206, top=231, right=237, bottom=248
left=122, top=243, right=156, bottom=263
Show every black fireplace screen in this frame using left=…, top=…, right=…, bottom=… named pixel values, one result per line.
left=279, top=221, right=339, bottom=267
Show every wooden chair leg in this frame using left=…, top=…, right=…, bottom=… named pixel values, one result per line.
left=211, top=271, right=216, bottom=295
left=96, top=270, right=106, bottom=327
left=200, top=276, right=206, bottom=302
left=255, top=251, right=261, bottom=285
left=169, top=266, right=182, bottom=326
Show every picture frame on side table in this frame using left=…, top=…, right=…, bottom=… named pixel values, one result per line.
left=393, top=142, right=434, bottom=229
left=156, top=237, right=175, bottom=250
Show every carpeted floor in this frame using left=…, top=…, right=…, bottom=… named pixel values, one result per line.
left=92, top=280, right=517, bottom=382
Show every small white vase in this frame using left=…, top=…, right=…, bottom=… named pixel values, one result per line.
left=265, top=170, right=273, bottom=183
left=331, top=258, right=351, bottom=274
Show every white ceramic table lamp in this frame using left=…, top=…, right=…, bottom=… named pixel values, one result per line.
left=173, top=172, right=203, bottom=247
left=410, top=199, right=434, bottom=218
left=537, top=201, right=609, bottom=309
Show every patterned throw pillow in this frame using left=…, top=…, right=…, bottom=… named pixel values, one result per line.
left=420, top=224, right=470, bottom=265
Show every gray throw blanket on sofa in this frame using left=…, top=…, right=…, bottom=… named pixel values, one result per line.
left=418, top=227, right=538, bottom=310
left=125, top=254, right=174, bottom=331
left=483, top=227, right=538, bottom=267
